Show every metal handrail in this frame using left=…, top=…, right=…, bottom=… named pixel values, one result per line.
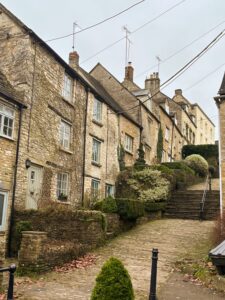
left=200, top=174, right=211, bottom=220
left=0, top=264, right=16, bottom=300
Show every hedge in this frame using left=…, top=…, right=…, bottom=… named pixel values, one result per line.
left=93, top=197, right=118, bottom=213
left=116, top=198, right=145, bottom=220
left=144, top=202, right=167, bottom=212
left=182, top=144, right=218, bottom=160
left=91, top=257, right=134, bottom=300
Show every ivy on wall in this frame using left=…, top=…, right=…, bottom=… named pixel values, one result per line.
left=157, top=126, right=163, bottom=163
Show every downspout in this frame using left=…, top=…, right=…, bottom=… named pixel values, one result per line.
left=8, top=105, right=24, bottom=257
left=218, top=106, right=223, bottom=219
left=170, top=121, right=175, bottom=162
left=81, top=87, right=89, bottom=206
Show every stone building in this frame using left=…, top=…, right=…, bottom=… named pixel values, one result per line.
left=0, top=71, right=26, bottom=258
left=214, top=73, right=225, bottom=213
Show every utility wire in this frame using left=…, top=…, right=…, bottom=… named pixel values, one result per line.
left=118, top=29, right=225, bottom=114
left=45, top=0, right=145, bottom=43
left=81, top=0, right=186, bottom=64
left=184, top=62, right=225, bottom=91
left=135, top=18, right=225, bottom=78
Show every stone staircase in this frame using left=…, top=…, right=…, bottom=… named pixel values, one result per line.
left=164, top=190, right=220, bottom=220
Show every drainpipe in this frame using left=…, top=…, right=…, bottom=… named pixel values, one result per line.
left=218, top=108, right=223, bottom=220
left=81, top=87, right=89, bottom=206
left=8, top=105, right=24, bottom=257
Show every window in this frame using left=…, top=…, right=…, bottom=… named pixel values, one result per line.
left=57, top=173, right=69, bottom=201
left=60, top=120, right=71, bottom=150
left=0, top=103, right=14, bottom=138
left=92, top=138, right=101, bottom=163
left=165, top=103, right=169, bottom=114
left=62, top=73, right=73, bottom=102
left=0, top=191, right=8, bottom=231
left=125, top=134, right=133, bottom=153
left=165, top=127, right=170, bottom=141
left=93, top=98, right=102, bottom=122
left=105, top=184, right=115, bottom=198
left=91, top=179, right=100, bottom=199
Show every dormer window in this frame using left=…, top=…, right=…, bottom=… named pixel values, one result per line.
left=62, top=73, right=73, bottom=102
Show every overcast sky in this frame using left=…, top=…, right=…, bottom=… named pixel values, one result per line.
left=1, top=0, right=225, bottom=139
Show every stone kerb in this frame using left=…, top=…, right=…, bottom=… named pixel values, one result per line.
left=18, top=231, right=47, bottom=273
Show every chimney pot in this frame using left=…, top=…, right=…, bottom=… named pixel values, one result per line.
left=175, top=89, right=182, bottom=96
left=69, top=51, right=79, bottom=70
left=125, top=62, right=134, bottom=82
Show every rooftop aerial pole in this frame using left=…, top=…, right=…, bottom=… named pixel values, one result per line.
left=72, top=22, right=77, bottom=50
left=123, top=25, right=131, bottom=66
left=156, top=55, right=161, bottom=73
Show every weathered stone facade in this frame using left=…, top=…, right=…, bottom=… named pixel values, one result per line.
left=214, top=74, right=225, bottom=212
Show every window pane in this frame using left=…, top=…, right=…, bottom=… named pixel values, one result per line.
left=60, top=121, right=71, bottom=149
left=92, top=139, right=100, bottom=163
left=93, top=99, right=102, bottom=122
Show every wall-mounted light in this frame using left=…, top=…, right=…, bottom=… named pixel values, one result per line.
left=25, top=159, right=31, bottom=169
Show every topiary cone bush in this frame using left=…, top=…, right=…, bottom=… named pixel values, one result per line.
left=184, top=154, right=208, bottom=177
left=91, top=257, right=134, bottom=300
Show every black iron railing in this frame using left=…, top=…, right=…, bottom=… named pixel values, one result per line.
left=0, top=264, right=16, bottom=300
left=149, top=248, right=158, bottom=300
left=200, top=174, right=211, bottom=220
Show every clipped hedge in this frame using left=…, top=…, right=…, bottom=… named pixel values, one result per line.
left=182, top=144, right=218, bottom=160
left=184, top=154, right=208, bottom=177
left=91, top=257, right=134, bottom=300
left=162, top=161, right=194, bottom=175
left=116, top=198, right=145, bottom=220
left=144, top=202, right=167, bottom=212
left=93, top=197, right=118, bottom=213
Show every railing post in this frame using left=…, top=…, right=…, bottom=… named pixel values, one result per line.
left=149, top=248, right=158, bottom=300
left=7, top=264, right=16, bottom=300
left=209, top=175, right=212, bottom=192
left=200, top=202, right=203, bottom=221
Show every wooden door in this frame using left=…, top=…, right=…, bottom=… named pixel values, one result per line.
left=26, top=165, right=43, bottom=209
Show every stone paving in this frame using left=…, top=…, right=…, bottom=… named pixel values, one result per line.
left=14, top=219, right=215, bottom=300
left=187, top=178, right=219, bottom=190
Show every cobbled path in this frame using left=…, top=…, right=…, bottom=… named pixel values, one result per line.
left=15, top=219, right=215, bottom=300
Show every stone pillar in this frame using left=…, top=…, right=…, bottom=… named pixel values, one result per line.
left=18, top=231, right=47, bottom=274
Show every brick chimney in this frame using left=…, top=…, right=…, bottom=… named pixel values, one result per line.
left=145, top=72, right=160, bottom=95
left=175, top=89, right=182, bottom=96
left=69, top=51, right=79, bottom=70
left=125, top=62, right=134, bottom=82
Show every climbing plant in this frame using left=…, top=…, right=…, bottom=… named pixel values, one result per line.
left=157, top=126, right=163, bottom=163
left=134, top=143, right=146, bottom=170
left=117, top=144, right=126, bottom=171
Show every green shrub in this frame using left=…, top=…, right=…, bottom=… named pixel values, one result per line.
left=144, top=201, right=166, bottom=212
left=116, top=198, right=145, bottom=220
left=162, top=161, right=195, bottom=175
left=91, top=257, right=134, bottom=300
left=184, top=154, right=208, bottom=177
left=93, top=196, right=118, bottom=213
left=12, top=220, right=33, bottom=254
left=182, top=144, right=218, bottom=160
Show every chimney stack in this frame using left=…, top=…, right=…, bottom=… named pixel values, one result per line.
left=175, top=89, right=182, bottom=96
left=145, top=72, right=160, bottom=96
left=125, top=62, right=134, bottom=82
left=69, top=51, right=79, bottom=70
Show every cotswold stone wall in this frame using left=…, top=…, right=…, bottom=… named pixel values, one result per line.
left=13, top=208, right=106, bottom=265
left=0, top=10, right=86, bottom=209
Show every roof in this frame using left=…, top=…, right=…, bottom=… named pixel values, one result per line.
left=191, top=103, right=215, bottom=127
left=0, top=70, right=26, bottom=107
left=219, top=73, right=225, bottom=95
left=77, top=67, right=142, bottom=128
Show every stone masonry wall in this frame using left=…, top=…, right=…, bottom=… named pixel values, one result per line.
left=0, top=11, right=86, bottom=210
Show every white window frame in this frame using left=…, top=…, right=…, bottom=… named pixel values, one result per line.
left=57, top=173, right=69, bottom=201
left=62, top=73, right=73, bottom=102
left=92, top=138, right=101, bottom=163
left=60, top=120, right=71, bottom=150
left=125, top=134, right=133, bottom=153
left=0, top=103, right=15, bottom=139
left=0, top=191, right=8, bottom=231
left=105, top=184, right=115, bottom=198
left=93, top=98, right=102, bottom=122
left=91, top=179, right=100, bottom=199
left=165, top=127, right=170, bottom=141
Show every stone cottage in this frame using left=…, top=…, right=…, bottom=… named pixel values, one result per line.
left=0, top=71, right=26, bottom=258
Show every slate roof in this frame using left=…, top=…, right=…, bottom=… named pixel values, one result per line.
left=0, top=70, right=25, bottom=107
left=77, top=67, right=142, bottom=128
left=219, top=73, right=225, bottom=95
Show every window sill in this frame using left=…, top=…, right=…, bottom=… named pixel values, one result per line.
left=125, top=149, right=133, bottom=156
left=59, top=147, right=73, bottom=154
left=0, top=135, right=15, bottom=142
left=56, top=200, right=71, bottom=205
left=92, top=119, right=103, bottom=127
left=91, top=161, right=102, bottom=168
left=62, top=97, right=75, bottom=108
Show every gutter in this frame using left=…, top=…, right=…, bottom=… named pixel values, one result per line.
left=8, top=105, right=25, bottom=257
left=81, top=88, right=89, bottom=206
